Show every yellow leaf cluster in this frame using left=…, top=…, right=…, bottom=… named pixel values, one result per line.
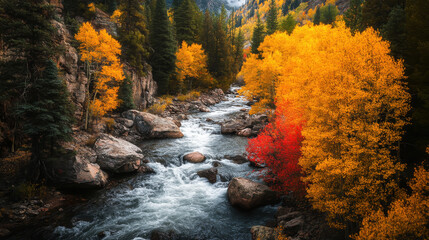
left=111, top=9, right=122, bottom=25
left=176, top=42, right=213, bottom=91
left=355, top=165, right=429, bottom=240
left=75, top=22, right=124, bottom=119
left=88, top=3, right=96, bottom=13
left=240, top=23, right=411, bottom=227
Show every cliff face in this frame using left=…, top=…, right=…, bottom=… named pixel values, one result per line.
left=50, top=0, right=156, bottom=119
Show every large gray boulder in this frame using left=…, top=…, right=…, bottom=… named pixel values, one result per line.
left=197, top=168, right=218, bottom=183
left=49, top=150, right=108, bottom=189
left=94, top=134, right=144, bottom=173
left=123, top=110, right=184, bottom=139
left=227, top=177, right=279, bottom=209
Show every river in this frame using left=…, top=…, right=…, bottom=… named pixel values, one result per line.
left=52, top=87, right=277, bottom=240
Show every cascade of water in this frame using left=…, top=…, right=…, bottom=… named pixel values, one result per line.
left=52, top=87, right=277, bottom=240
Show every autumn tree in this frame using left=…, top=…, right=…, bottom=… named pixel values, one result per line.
left=175, top=42, right=213, bottom=91
left=266, top=0, right=278, bottom=35
left=240, top=23, right=411, bottom=229
left=355, top=165, right=429, bottom=240
left=247, top=105, right=305, bottom=195
left=75, top=22, right=125, bottom=128
left=150, top=0, right=176, bottom=94
left=117, top=0, right=150, bottom=76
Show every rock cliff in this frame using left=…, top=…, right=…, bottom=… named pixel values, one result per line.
left=50, top=0, right=156, bottom=119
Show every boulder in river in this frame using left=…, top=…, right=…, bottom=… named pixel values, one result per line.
left=250, top=226, right=275, bottom=240
left=197, top=168, right=218, bottom=183
left=183, top=152, right=206, bottom=163
left=122, top=110, right=184, bottom=139
left=237, top=128, right=252, bottom=137
left=224, top=155, right=248, bottom=164
left=227, top=177, right=279, bottom=209
left=49, top=150, right=108, bottom=189
left=94, top=134, right=144, bottom=173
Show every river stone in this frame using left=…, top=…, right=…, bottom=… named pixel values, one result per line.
left=237, top=128, right=252, bottom=137
left=183, top=152, right=206, bottom=163
left=279, top=216, right=304, bottom=236
left=123, top=110, right=184, bottom=139
left=94, top=134, right=144, bottom=173
left=224, top=155, right=248, bottom=164
left=250, top=226, right=275, bottom=240
left=49, top=150, right=108, bottom=189
left=197, top=168, right=218, bottom=183
left=227, top=177, right=279, bottom=209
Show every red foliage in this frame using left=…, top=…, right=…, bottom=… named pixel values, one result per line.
left=247, top=109, right=305, bottom=195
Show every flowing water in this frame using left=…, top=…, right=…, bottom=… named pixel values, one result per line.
left=52, top=87, right=277, bottom=240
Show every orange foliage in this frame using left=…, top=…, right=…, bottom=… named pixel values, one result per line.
left=75, top=22, right=124, bottom=122
left=355, top=165, right=429, bottom=240
left=240, top=22, right=410, bottom=228
left=175, top=42, right=213, bottom=91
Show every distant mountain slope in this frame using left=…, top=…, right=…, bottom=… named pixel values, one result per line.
left=166, top=0, right=246, bottom=12
left=234, top=0, right=350, bottom=40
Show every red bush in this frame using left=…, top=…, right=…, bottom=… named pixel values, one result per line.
left=247, top=111, right=305, bottom=195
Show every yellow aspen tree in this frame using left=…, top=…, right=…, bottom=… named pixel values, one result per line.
left=241, top=22, right=411, bottom=228
left=355, top=165, right=429, bottom=240
left=75, top=22, right=124, bottom=128
left=175, top=42, right=213, bottom=92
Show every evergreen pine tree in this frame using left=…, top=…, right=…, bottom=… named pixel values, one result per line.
left=174, top=0, right=201, bottom=45
left=290, top=0, right=300, bottom=10
left=282, top=2, right=289, bottom=16
left=251, top=13, right=265, bottom=55
left=118, top=0, right=150, bottom=76
left=233, top=29, right=245, bottom=74
left=15, top=60, right=74, bottom=161
left=117, top=75, right=136, bottom=112
left=150, top=0, right=176, bottom=94
left=0, top=0, right=72, bottom=180
left=321, top=4, right=338, bottom=25
left=266, top=0, right=278, bottom=35
left=344, top=0, right=364, bottom=33
left=361, top=0, right=404, bottom=30
left=402, top=0, right=429, bottom=162
left=313, top=6, right=321, bottom=25
left=381, top=6, right=406, bottom=59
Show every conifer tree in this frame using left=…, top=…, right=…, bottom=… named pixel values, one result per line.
left=361, top=0, right=404, bottom=30
left=150, top=0, right=177, bottom=94
left=403, top=0, right=429, bottom=162
left=0, top=0, right=73, bottom=180
left=313, top=6, right=321, bottom=25
left=266, top=0, right=278, bottom=35
left=233, top=29, right=245, bottom=73
left=117, top=75, right=136, bottom=112
left=321, top=4, right=338, bottom=25
left=118, top=0, right=150, bottom=76
left=251, top=13, right=265, bottom=55
left=381, top=6, right=406, bottom=59
left=282, top=1, right=289, bottom=16
left=174, top=0, right=201, bottom=45
left=344, top=0, right=364, bottom=33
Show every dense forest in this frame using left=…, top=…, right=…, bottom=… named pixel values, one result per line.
left=0, top=0, right=428, bottom=239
